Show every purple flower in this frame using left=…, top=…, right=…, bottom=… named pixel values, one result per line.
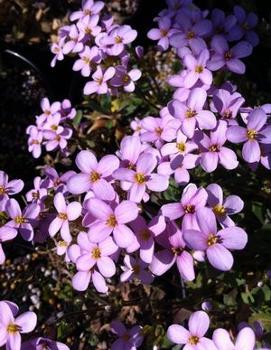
left=84, top=66, right=115, bottom=95
left=161, top=130, right=198, bottom=157
left=168, top=88, right=217, bottom=138
left=87, top=199, right=139, bottom=248
left=183, top=208, right=247, bottom=271
left=27, top=127, right=43, bottom=159
left=0, top=226, right=17, bottom=264
left=197, top=121, right=239, bottom=172
left=0, top=300, right=37, bottom=350
left=44, top=167, right=75, bottom=193
left=183, top=49, right=213, bottom=88
left=62, top=25, right=84, bottom=55
left=228, top=5, right=259, bottom=47
left=211, top=88, right=245, bottom=122
left=70, top=0, right=104, bottom=22
left=227, top=108, right=271, bottom=163
left=39, top=98, right=61, bottom=120
left=110, top=66, right=141, bottom=92
left=75, top=235, right=118, bottom=289
left=170, top=12, right=212, bottom=49
left=104, top=25, right=137, bottom=56
left=208, top=35, right=252, bottom=74
left=60, top=99, right=76, bottom=121
left=210, top=8, right=237, bottom=36
left=73, top=46, right=101, bottom=77
left=161, top=183, right=207, bottom=230
left=147, top=16, right=177, bottom=51
left=77, top=14, right=101, bottom=41
left=48, top=193, right=82, bottom=242
left=120, top=255, right=154, bottom=284
left=110, top=320, right=144, bottom=350
left=22, top=337, right=70, bottom=350
left=26, top=177, right=47, bottom=205
left=6, top=199, right=40, bottom=241
left=158, top=153, right=198, bottom=185
left=113, top=153, right=169, bottom=203
left=140, top=115, right=179, bottom=148
left=128, top=215, right=165, bottom=263
left=67, top=150, right=119, bottom=200
left=150, top=221, right=195, bottom=281
left=167, top=311, right=217, bottom=350
left=213, top=327, right=255, bottom=350
left=50, top=39, right=65, bottom=67
left=0, top=171, right=24, bottom=211
left=44, top=128, right=72, bottom=152
left=207, top=183, right=244, bottom=227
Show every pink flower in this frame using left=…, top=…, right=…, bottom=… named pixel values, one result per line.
left=161, top=183, right=207, bottom=230
left=168, top=88, right=217, bottom=138
left=183, top=208, right=248, bottom=271
left=0, top=226, right=17, bottom=264
left=87, top=199, right=139, bottom=248
left=0, top=171, right=24, bottom=211
left=84, top=66, right=116, bottom=95
left=110, top=320, right=144, bottom=350
left=213, top=327, right=255, bottom=350
left=167, top=311, right=217, bottom=349
left=22, top=337, right=70, bottom=350
left=0, top=300, right=37, bottom=350
left=120, top=255, right=154, bottom=284
left=67, top=150, right=119, bottom=201
left=49, top=193, right=82, bottom=242
left=113, top=153, right=169, bottom=203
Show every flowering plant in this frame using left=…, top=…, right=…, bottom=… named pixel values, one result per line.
left=1, top=0, right=271, bottom=349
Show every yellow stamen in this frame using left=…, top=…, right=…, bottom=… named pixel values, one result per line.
left=91, top=247, right=101, bottom=259
left=186, top=31, right=195, bottom=39
left=247, top=129, right=257, bottom=140
left=90, top=171, right=101, bottom=183
left=188, top=335, right=199, bottom=345
left=0, top=186, right=6, bottom=195
left=213, top=204, right=226, bottom=216
left=209, top=144, right=219, bottom=152
left=195, top=65, right=203, bottom=73
left=58, top=212, right=68, bottom=220
left=7, top=324, right=21, bottom=333
left=185, top=108, right=197, bottom=119
left=183, top=205, right=195, bottom=214
left=176, top=142, right=186, bottom=152
left=15, top=216, right=26, bottom=225
left=106, top=215, right=117, bottom=227
left=207, top=234, right=219, bottom=246
left=135, top=173, right=146, bottom=184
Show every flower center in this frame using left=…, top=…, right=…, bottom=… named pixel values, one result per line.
left=155, top=127, right=163, bottom=135
left=122, top=74, right=130, bottom=83
left=32, top=191, right=40, bottom=199
left=176, top=142, right=186, bottom=152
left=95, top=77, right=104, bottom=85
left=58, top=240, right=68, bottom=247
left=132, top=264, right=141, bottom=274
left=90, top=171, right=101, bottom=183
left=106, top=215, right=117, bottom=227
left=172, top=247, right=183, bottom=255
left=0, top=186, right=6, bottom=195
left=224, top=51, right=232, bottom=60
left=85, top=27, right=92, bottom=35
left=186, top=31, right=195, bottom=39
left=51, top=125, right=58, bottom=131
left=183, top=204, right=195, bottom=214
left=195, top=65, right=203, bottom=73
left=247, top=129, right=257, bottom=140
left=15, top=216, right=26, bottom=224
left=188, top=335, right=199, bottom=345
left=207, top=234, right=222, bottom=246
left=91, top=247, right=101, bottom=259
left=58, top=212, right=68, bottom=220
left=115, top=35, right=123, bottom=44
left=140, top=228, right=151, bottom=241
left=31, top=139, right=40, bottom=145
left=213, top=204, right=226, bottom=216
left=7, top=323, right=21, bottom=333
left=209, top=144, right=219, bottom=152
left=135, top=173, right=146, bottom=184
left=84, top=9, right=92, bottom=15
left=122, top=333, right=130, bottom=341
left=223, top=110, right=233, bottom=119
left=185, top=108, right=197, bottom=119
left=83, top=56, right=90, bottom=64
left=160, top=29, right=168, bottom=37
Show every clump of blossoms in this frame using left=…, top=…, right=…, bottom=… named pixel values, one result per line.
left=2, top=0, right=271, bottom=349
left=51, top=0, right=141, bottom=95
left=26, top=98, right=76, bottom=158
left=0, top=300, right=69, bottom=349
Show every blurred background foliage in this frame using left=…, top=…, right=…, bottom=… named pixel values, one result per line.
left=0, top=0, right=271, bottom=349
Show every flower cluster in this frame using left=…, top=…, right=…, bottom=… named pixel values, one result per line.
left=51, top=0, right=141, bottom=95
left=26, top=98, right=75, bottom=158
left=167, top=310, right=264, bottom=350
left=0, top=300, right=69, bottom=350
